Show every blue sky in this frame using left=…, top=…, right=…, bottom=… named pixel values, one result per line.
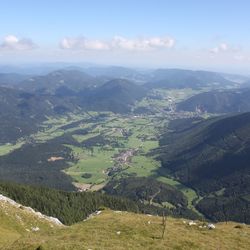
left=1, top=0, right=250, bottom=73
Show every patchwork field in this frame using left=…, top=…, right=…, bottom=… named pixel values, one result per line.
left=63, top=114, right=163, bottom=188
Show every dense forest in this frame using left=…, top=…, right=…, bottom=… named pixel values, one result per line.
left=0, top=137, right=76, bottom=190
left=196, top=196, right=250, bottom=224
left=0, top=181, right=201, bottom=225
left=103, top=177, right=187, bottom=207
left=156, top=114, right=250, bottom=223
left=0, top=181, right=139, bottom=225
left=177, top=88, right=250, bottom=113
left=103, top=177, right=199, bottom=220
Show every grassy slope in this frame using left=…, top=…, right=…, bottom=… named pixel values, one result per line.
left=0, top=199, right=62, bottom=249
left=1, top=205, right=250, bottom=250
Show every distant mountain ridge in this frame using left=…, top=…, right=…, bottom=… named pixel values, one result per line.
left=146, top=69, right=237, bottom=89
left=1, top=66, right=247, bottom=89
left=79, top=79, right=147, bottom=113
left=20, top=69, right=102, bottom=94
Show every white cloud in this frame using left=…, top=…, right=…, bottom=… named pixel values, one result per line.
left=233, top=54, right=245, bottom=61
left=60, top=37, right=110, bottom=50
left=219, top=43, right=228, bottom=51
left=60, top=35, right=175, bottom=51
left=210, top=43, right=229, bottom=54
left=0, top=35, right=37, bottom=51
left=111, top=36, right=175, bottom=50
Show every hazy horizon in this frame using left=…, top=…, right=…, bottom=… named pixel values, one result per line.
left=0, top=61, right=249, bottom=76
left=1, top=0, right=250, bottom=74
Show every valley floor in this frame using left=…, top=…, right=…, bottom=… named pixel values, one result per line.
left=0, top=88, right=205, bottom=213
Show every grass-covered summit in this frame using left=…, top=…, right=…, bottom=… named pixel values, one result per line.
left=1, top=197, right=250, bottom=250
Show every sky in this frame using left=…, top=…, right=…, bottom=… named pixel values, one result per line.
left=0, top=0, right=250, bottom=73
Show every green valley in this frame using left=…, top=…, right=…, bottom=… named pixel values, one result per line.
left=0, top=87, right=204, bottom=215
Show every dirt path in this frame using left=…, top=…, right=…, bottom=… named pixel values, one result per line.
left=149, top=189, right=161, bottom=205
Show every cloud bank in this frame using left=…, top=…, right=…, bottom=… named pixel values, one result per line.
left=60, top=36, right=175, bottom=51
left=0, top=35, right=37, bottom=51
left=210, top=43, right=229, bottom=54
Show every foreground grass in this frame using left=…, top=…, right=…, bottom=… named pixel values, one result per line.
left=1, top=207, right=250, bottom=250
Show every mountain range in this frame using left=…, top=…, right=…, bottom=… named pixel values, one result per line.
left=145, top=69, right=239, bottom=89
left=0, top=76, right=146, bottom=142
left=0, top=66, right=250, bottom=227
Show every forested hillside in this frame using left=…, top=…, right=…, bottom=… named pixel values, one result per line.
left=146, top=69, right=235, bottom=89
left=177, top=88, right=250, bottom=113
left=0, top=181, right=138, bottom=225
left=156, top=113, right=250, bottom=223
left=0, top=181, right=201, bottom=226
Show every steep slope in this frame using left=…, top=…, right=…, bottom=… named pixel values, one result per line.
left=146, top=69, right=236, bottom=89
left=0, top=86, right=78, bottom=143
left=177, top=88, right=250, bottom=113
left=156, top=113, right=250, bottom=223
left=0, top=181, right=139, bottom=225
